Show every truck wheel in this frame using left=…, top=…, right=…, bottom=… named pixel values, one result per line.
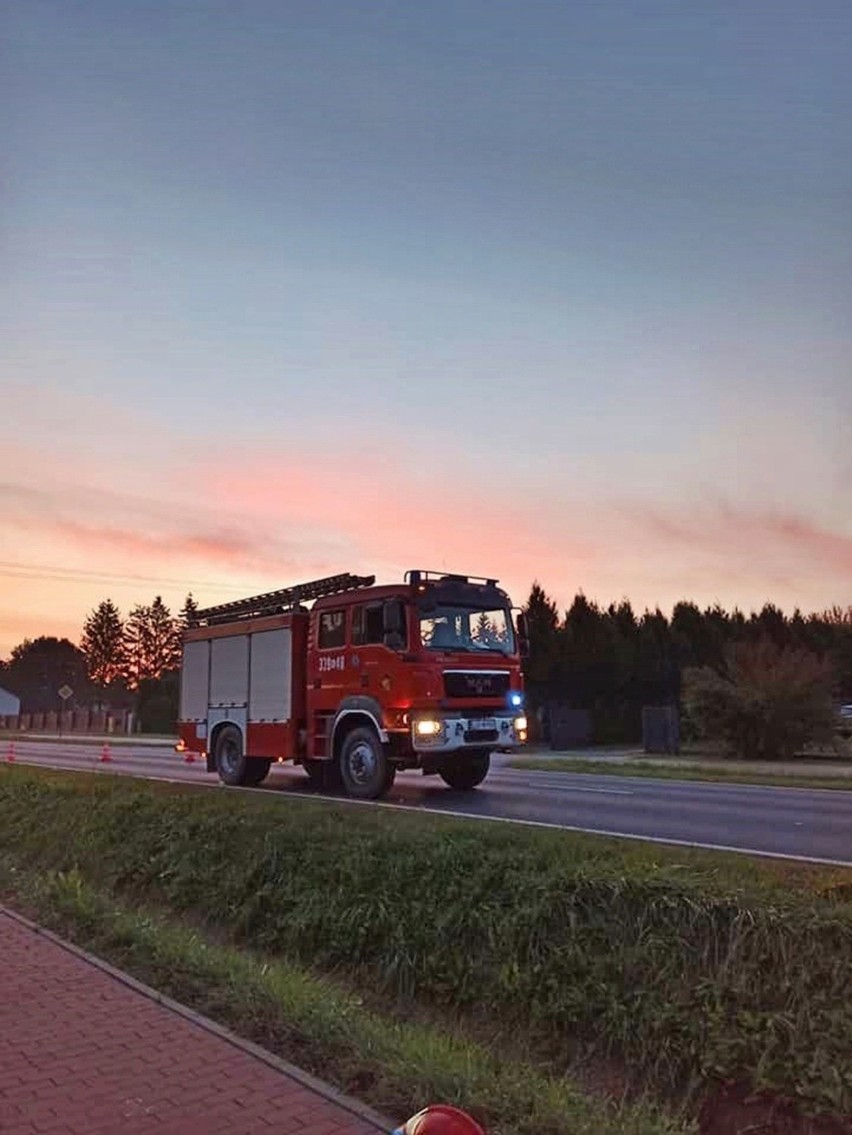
left=213, top=724, right=248, bottom=786
left=439, top=751, right=490, bottom=791
left=243, top=758, right=272, bottom=787
left=338, top=727, right=394, bottom=800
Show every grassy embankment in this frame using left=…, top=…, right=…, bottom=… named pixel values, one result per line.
left=3, top=766, right=852, bottom=1133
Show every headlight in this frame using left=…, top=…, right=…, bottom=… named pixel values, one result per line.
left=514, top=716, right=528, bottom=733
left=415, top=718, right=444, bottom=737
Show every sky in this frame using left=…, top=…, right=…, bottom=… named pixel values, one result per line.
left=1, top=0, right=851, bottom=656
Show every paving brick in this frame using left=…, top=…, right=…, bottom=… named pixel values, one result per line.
left=0, top=912, right=387, bottom=1134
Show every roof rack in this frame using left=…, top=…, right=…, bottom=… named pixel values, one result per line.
left=191, top=572, right=375, bottom=627
left=406, top=570, right=499, bottom=587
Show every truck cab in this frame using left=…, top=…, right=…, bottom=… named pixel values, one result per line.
left=177, top=570, right=527, bottom=799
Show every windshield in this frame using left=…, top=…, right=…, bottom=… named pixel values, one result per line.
left=419, top=604, right=516, bottom=655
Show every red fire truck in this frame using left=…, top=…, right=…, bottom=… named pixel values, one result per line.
left=177, top=570, right=528, bottom=799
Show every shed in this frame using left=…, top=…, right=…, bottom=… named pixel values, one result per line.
left=0, top=686, right=21, bottom=716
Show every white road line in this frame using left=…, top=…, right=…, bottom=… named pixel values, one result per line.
left=6, top=758, right=852, bottom=868
left=494, top=766, right=852, bottom=797
left=488, top=776, right=634, bottom=796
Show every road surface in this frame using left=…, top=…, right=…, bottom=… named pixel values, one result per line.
left=5, top=739, right=852, bottom=866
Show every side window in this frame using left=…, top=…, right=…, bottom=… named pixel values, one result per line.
left=352, top=603, right=385, bottom=646
left=318, top=609, right=346, bottom=649
left=351, top=603, right=408, bottom=649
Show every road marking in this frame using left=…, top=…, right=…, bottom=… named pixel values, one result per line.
left=496, top=765, right=852, bottom=797
left=495, top=779, right=634, bottom=796
left=120, top=770, right=852, bottom=869
left=7, top=757, right=852, bottom=869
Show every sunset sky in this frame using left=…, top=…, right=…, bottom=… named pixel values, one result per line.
left=2, top=0, right=851, bottom=657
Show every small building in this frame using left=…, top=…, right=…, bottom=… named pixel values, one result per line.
left=0, top=686, right=20, bottom=717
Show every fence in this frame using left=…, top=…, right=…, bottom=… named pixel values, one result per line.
left=0, top=709, right=134, bottom=735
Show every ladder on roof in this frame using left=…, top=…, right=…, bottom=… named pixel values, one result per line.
left=191, top=572, right=375, bottom=627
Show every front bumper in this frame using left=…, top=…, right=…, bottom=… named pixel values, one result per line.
left=411, top=713, right=526, bottom=753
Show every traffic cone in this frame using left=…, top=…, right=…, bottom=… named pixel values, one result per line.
left=6, top=741, right=15, bottom=764
left=99, top=742, right=112, bottom=763
left=392, top=1106, right=485, bottom=1135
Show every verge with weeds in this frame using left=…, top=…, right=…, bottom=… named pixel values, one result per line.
left=0, top=860, right=687, bottom=1135
left=2, top=767, right=852, bottom=1122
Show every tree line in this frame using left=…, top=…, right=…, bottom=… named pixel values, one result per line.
left=523, top=584, right=852, bottom=743
left=1, top=584, right=850, bottom=740
left=0, top=595, right=198, bottom=731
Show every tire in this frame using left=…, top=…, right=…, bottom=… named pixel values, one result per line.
left=338, top=726, right=394, bottom=800
left=439, top=750, right=490, bottom=791
left=213, top=724, right=248, bottom=786
left=243, top=757, right=272, bottom=787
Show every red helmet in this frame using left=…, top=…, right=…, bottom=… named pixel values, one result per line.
left=394, top=1105, right=486, bottom=1135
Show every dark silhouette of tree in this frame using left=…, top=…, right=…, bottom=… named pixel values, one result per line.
left=148, top=596, right=181, bottom=674
left=80, top=599, right=125, bottom=687
left=820, top=607, right=852, bottom=698
left=562, top=593, right=613, bottom=708
left=3, top=637, right=89, bottom=712
left=123, top=597, right=181, bottom=688
left=522, top=583, right=561, bottom=704
left=749, top=603, right=789, bottom=648
left=180, top=593, right=199, bottom=628
left=671, top=602, right=712, bottom=670
left=634, top=609, right=676, bottom=706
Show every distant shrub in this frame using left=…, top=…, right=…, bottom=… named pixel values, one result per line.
left=683, top=639, right=835, bottom=760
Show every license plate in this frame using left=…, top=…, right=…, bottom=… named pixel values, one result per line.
left=468, top=718, right=496, bottom=732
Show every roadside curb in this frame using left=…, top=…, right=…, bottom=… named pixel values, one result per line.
left=0, top=904, right=394, bottom=1133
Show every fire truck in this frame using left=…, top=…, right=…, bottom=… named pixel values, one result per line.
left=177, top=570, right=528, bottom=799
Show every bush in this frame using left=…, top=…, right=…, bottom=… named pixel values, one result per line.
left=135, top=673, right=178, bottom=733
left=683, top=639, right=835, bottom=760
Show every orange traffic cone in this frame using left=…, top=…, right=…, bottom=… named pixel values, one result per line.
left=6, top=741, right=15, bottom=764
left=99, top=742, right=112, bottom=763
left=392, top=1106, right=485, bottom=1135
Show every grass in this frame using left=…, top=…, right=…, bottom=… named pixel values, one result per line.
left=508, top=757, right=852, bottom=791
left=0, top=861, right=688, bottom=1135
left=2, top=765, right=852, bottom=1121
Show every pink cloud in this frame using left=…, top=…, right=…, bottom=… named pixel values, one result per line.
left=2, top=444, right=851, bottom=657
left=194, top=448, right=600, bottom=600
left=631, top=500, right=852, bottom=580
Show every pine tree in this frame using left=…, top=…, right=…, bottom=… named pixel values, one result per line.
left=80, top=600, right=125, bottom=686
left=148, top=596, right=182, bottom=675
left=180, top=592, right=199, bottom=628
left=122, top=598, right=182, bottom=688
left=523, top=583, right=561, bottom=702
left=123, top=604, right=152, bottom=689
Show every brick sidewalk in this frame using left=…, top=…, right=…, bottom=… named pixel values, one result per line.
left=0, top=910, right=388, bottom=1134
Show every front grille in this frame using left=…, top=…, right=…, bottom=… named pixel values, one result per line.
left=443, top=671, right=509, bottom=699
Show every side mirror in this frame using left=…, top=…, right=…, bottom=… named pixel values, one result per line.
left=516, top=611, right=530, bottom=660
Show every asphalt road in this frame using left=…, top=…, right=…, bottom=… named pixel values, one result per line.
left=6, top=739, right=852, bottom=866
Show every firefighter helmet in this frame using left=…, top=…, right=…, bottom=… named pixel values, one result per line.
left=392, top=1104, right=485, bottom=1134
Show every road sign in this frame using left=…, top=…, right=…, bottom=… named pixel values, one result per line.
left=58, top=685, right=73, bottom=701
